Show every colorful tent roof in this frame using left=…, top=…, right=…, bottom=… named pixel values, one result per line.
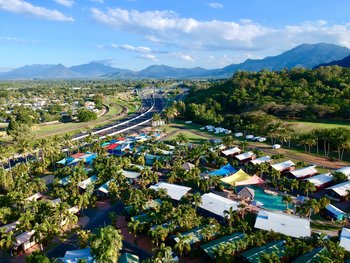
left=71, top=153, right=85, bottom=159
left=220, top=169, right=251, bottom=186
left=210, top=164, right=237, bottom=176
left=107, top=143, right=120, bottom=150
left=235, top=175, right=265, bottom=186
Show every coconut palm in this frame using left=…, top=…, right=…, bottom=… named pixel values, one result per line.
left=224, top=207, right=236, bottom=227
left=77, top=229, right=91, bottom=248
left=304, top=199, right=320, bottom=219
left=301, top=181, right=316, bottom=197
left=282, top=195, right=293, bottom=211
left=89, top=225, right=124, bottom=263
left=152, top=243, right=174, bottom=263
left=260, top=252, right=280, bottom=263
left=174, top=233, right=191, bottom=256
left=25, top=251, right=50, bottom=263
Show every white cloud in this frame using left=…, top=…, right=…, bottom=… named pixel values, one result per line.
left=89, top=0, right=104, bottom=3
left=140, top=54, right=158, bottom=62
left=0, top=0, right=74, bottom=21
left=172, top=52, right=194, bottom=62
left=54, top=0, right=75, bottom=8
left=0, top=37, right=31, bottom=44
left=208, top=2, right=223, bottom=9
left=116, top=44, right=151, bottom=53
left=91, top=7, right=350, bottom=60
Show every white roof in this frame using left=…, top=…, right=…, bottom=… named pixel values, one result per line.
left=326, top=181, right=350, bottom=197
left=78, top=175, right=98, bottom=189
left=14, top=230, right=35, bottom=247
left=157, top=149, right=173, bottom=155
left=122, top=170, right=140, bottom=179
left=326, top=204, right=345, bottom=217
left=199, top=193, right=238, bottom=217
left=255, top=210, right=311, bottom=238
left=50, top=198, right=62, bottom=205
left=340, top=227, right=350, bottom=251
left=0, top=221, right=18, bottom=233
left=250, top=156, right=271, bottom=165
left=336, top=167, right=350, bottom=177
left=25, top=193, right=44, bottom=202
left=149, top=182, right=191, bottom=201
left=235, top=151, right=255, bottom=161
left=222, top=147, right=241, bottom=156
left=304, top=173, right=333, bottom=187
left=98, top=179, right=113, bottom=194
left=68, top=206, right=79, bottom=214
left=290, top=166, right=318, bottom=178
left=271, top=160, right=295, bottom=171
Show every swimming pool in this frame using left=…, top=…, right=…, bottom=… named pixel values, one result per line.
left=238, top=185, right=286, bottom=211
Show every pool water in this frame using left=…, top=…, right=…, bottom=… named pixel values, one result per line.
left=241, top=185, right=286, bottom=211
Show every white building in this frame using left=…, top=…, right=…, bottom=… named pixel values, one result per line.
left=271, top=160, right=295, bottom=172
left=289, top=166, right=318, bottom=179
left=199, top=193, right=238, bottom=218
left=254, top=210, right=311, bottom=238
left=149, top=182, right=191, bottom=201
left=340, top=227, right=350, bottom=252
left=222, top=147, right=241, bottom=157
left=250, top=156, right=271, bottom=165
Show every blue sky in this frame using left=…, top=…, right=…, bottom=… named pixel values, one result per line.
left=1, top=0, right=350, bottom=71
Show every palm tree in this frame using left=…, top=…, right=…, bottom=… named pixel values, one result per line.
left=89, top=225, right=124, bottom=263
left=318, top=196, right=330, bottom=209
left=77, top=229, right=91, bottom=248
left=152, top=243, right=174, bottom=263
left=224, top=207, right=236, bottom=227
left=260, top=252, right=280, bottom=263
left=174, top=233, right=191, bottom=256
left=192, top=192, right=202, bottom=209
left=301, top=181, right=316, bottom=197
left=25, top=251, right=50, bottom=263
left=17, top=139, right=32, bottom=164
left=0, top=230, right=15, bottom=255
left=282, top=195, right=293, bottom=211
left=240, top=141, right=249, bottom=152
left=304, top=199, right=320, bottom=219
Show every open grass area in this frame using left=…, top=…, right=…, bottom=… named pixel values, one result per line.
left=164, top=130, right=209, bottom=144
left=287, top=119, right=350, bottom=134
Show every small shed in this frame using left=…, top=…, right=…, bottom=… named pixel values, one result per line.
left=237, top=187, right=255, bottom=200
left=325, top=204, right=346, bottom=221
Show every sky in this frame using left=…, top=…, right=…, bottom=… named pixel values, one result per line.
left=1, top=0, right=350, bottom=71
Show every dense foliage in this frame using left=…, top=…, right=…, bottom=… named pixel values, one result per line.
left=185, top=66, right=350, bottom=124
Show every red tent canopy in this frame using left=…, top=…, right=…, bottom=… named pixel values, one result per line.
left=235, top=175, right=265, bottom=186
left=70, top=153, right=85, bottom=159
left=107, top=143, right=120, bottom=150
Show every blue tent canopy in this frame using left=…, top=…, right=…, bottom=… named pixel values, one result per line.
left=209, top=164, right=237, bottom=176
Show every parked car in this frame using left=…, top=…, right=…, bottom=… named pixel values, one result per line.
left=246, top=135, right=254, bottom=140
left=185, top=121, right=192, bottom=124
left=234, top=132, right=243, bottom=137
left=272, top=144, right=281, bottom=149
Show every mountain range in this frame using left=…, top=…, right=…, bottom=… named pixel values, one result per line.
left=315, top=54, right=350, bottom=68
left=1, top=43, right=350, bottom=80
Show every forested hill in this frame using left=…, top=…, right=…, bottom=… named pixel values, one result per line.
left=183, top=66, right=350, bottom=128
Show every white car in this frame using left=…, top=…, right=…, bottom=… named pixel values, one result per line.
left=246, top=135, right=254, bottom=140
left=272, top=144, right=281, bottom=149
left=185, top=121, right=192, bottom=124
left=234, top=132, right=243, bottom=137
left=257, top=137, right=266, bottom=142
left=200, top=127, right=206, bottom=130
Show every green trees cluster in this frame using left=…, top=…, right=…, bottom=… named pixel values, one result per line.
left=77, top=108, right=97, bottom=122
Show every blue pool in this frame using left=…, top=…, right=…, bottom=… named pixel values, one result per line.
left=237, top=185, right=286, bottom=211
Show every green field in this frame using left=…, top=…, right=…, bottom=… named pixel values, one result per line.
left=287, top=119, right=350, bottom=134
left=164, top=130, right=209, bottom=144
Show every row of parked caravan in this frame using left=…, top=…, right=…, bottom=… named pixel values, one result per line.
left=199, top=125, right=232, bottom=134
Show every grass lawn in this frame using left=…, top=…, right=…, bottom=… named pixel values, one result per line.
left=164, top=130, right=209, bottom=144
left=311, top=214, right=342, bottom=232
left=287, top=119, right=350, bottom=134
